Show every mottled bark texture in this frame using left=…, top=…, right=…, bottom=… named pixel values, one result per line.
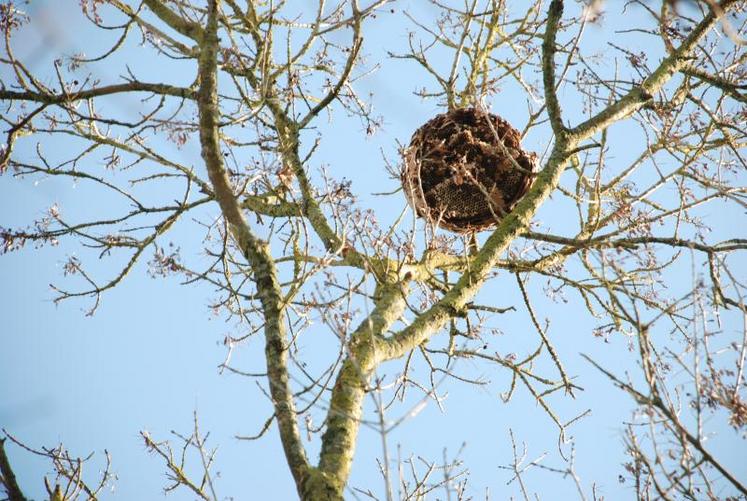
left=197, top=0, right=310, bottom=495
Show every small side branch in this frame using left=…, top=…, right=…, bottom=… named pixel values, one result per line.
left=515, top=273, right=576, bottom=395
left=582, top=354, right=747, bottom=496
left=0, top=83, right=196, bottom=104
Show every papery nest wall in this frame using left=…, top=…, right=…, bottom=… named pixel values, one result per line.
left=402, top=107, right=539, bottom=233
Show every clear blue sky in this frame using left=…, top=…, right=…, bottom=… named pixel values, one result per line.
left=1, top=1, right=745, bottom=500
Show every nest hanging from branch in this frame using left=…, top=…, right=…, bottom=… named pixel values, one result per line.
left=402, top=108, right=538, bottom=233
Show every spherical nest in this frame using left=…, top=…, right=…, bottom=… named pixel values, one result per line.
left=402, top=107, right=538, bottom=233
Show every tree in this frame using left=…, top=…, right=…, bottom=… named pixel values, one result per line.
left=1, top=0, right=746, bottom=499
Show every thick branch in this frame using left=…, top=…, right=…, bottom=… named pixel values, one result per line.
left=0, top=439, right=27, bottom=501
left=196, top=0, right=309, bottom=494
left=142, top=0, right=205, bottom=41
left=310, top=281, right=409, bottom=499
left=242, top=194, right=301, bottom=217
left=542, top=0, right=565, bottom=134
left=570, top=0, right=740, bottom=141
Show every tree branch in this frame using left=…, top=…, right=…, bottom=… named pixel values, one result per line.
left=141, top=0, right=205, bottom=42
left=542, top=0, right=565, bottom=134
left=570, top=0, right=741, bottom=141
left=196, top=0, right=309, bottom=494
left=681, top=64, right=747, bottom=103
left=582, top=354, right=747, bottom=496
left=0, top=439, right=27, bottom=501
left=312, top=281, right=409, bottom=499
left=0, top=82, right=196, bottom=104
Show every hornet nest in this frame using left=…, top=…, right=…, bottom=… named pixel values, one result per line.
left=402, top=107, right=538, bottom=233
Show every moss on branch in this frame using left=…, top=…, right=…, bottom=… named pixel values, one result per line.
left=314, top=281, right=409, bottom=498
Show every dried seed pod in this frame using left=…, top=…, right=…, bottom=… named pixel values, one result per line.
left=402, top=108, right=538, bottom=233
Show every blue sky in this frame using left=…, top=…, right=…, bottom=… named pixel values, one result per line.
left=1, top=1, right=745, bottom=500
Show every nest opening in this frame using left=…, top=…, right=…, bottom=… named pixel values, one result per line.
left=402, top=107, right=538, bottom=233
